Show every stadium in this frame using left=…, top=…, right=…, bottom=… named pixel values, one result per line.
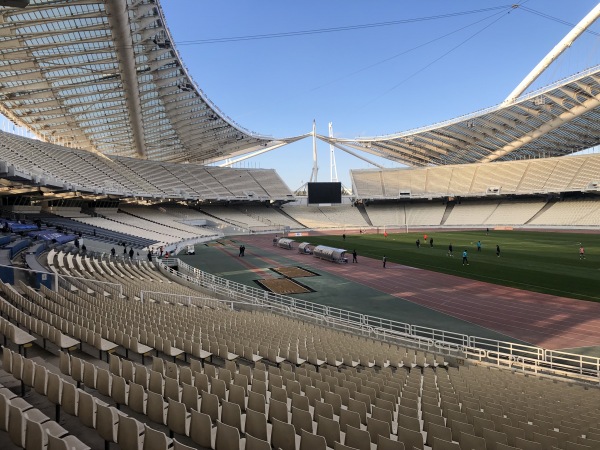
left=1, top=1, right=600, bottom=449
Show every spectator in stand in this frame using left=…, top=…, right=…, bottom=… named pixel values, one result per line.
left=111, top=247, right=116, bottom=257
left=129, top=248, right=134, bottom=259
left=147, top=251, right=153, bottom=262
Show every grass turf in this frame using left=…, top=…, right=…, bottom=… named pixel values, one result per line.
left=292, top=230, right=600, bottom=302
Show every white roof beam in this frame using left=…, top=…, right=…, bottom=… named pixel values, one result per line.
left=104, top=0, right=146, bottom=158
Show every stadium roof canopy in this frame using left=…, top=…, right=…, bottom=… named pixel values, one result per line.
left=320, top=66, right=600, bottom=167
left=1, top=1, right=600, bottom=170
left=0, top=0, right=307, bottom=164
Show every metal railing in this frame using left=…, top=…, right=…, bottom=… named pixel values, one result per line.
left=159, top=258, right=600, bottom=383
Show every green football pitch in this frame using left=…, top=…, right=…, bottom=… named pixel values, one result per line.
left=291, top=230, right=600, bottom=302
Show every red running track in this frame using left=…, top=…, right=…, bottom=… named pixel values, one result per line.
left=240, top=235, right=600, bottom=351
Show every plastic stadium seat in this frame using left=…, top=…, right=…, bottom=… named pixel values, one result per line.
left=300, top=428, right=327, bottom=450
left=344, top=424, right=371, bottom=450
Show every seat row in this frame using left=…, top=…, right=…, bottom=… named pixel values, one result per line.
left=1, top=348, right=90, bottom=449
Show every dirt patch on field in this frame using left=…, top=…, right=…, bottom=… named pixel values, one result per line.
left=272, top=266, right=318, bottom=278
left=255, top=278, right=312, bottom=294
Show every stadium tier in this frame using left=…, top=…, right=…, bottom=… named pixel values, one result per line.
left=352, top=153, right=600, bottom=199
left=0, top=130, right=293, bottom=201
left=1, top=247, right=600, bottom=449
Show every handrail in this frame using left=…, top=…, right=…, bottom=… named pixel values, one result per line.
left=161, top=258, right=600, bottom=382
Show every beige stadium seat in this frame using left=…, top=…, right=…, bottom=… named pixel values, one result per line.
left=270, top=385, right=287, bottom=404
left=117, top=415, right=145, bottom=450
left=173, top=439, right=197, bottom=450
left=367, top=416, right=391, bottom=443
left=246, top=408, right=270, bottom=442
left=9, top=404, right=50, bottom=448
left=82, top=361, right=97, bottom=390
left=216, top=420, right=244, bottom=450
left=378, top=435, right=405, bottom=450
left=344, top=424, right=371, bottom=450
left=211, top=378, right=227, bottom=402
left=108, top=353, right=121, bottom=377
left=348, top=397, right=368, bottom=426
left=190, top=409, right=216, bottom=448
left=96, top=403, right=119, bottom=448
left=271, top=417, right=299, bottom=450
left=47, top=434, right=90, bottom=450
left=22, top=358, right=36, bottom=390
left=167, top=399, right=191, bottom=438
left=201, top=391, right=220, bottom=423
left=451, top=420, right=475, bottom=442
left=483, top=428, right=509, bottom=450
left=78, top=390, right=99, bottom=429
left=474, top=416, right=496, bottom=436
left=142, top=424, right=172, bottom=450
left=148, top=370, right=164, bottom=396
left=128, top=383, right=147, bottom=415
left=194, top=372, right=209, bottom=394
left=300, top=428, right=327, bottom=450
left=267, top=398, right=289, bottom=425
left=247, top=391, right=266, bottom=414
left=314, top=400, right=334, bottom=421
left=33, top=363, right=48, bottom=397
left=147, top=390, right=168, bottom=425
left=317, top=415, right=341, bottom=449
left=164, top=377, right=181, bottom=402
left=397, top=425, right=424, bottom=450
left=245, top=432, right=271, bottom=450
left=335, top=442, right=359, bottom=450
left=221, top=400, right=243, bottom=433
left=61, top=381, right=79, bottom=417
left=96, top=368, right=112, bottom=397
left=427, top=423, right=453, bottom=447
left=291, top=406, right=313, bottom=435
left=122, top=359, right=136, bottom=383
left=371, top=406, right=393, bottom=433
left=181, top=383, right=199, bottom=412
left=460, top=431, right=487, bottom=450
left=135, top=365, right=149, bottom=389
left=111, top=376, right=129, bottom=409
left=25, top=419, right=69, bottom=450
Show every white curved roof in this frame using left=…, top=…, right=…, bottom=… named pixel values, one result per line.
left=0, top=0, right=306, bottom=163
left=321, top=66, right=600, bottom=166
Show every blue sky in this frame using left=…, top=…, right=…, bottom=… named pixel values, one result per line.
left=160, top=1, right=600, bottom=191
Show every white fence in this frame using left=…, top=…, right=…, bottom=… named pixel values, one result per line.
left=160, top=258, right=600, bottom=383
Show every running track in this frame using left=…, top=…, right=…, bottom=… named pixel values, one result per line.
left=238, top=235, right=600, bottom=351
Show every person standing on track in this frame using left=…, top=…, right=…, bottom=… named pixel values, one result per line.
left=382, top=255, right=387, bottom=268
left=462, top=249, right=469, bottom=266
left=352, top=249, right=358, bottom=263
